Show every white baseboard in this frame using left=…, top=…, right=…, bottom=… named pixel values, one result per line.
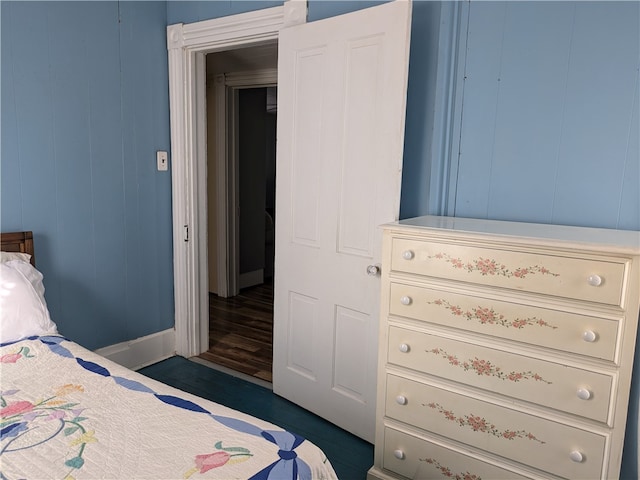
left=190, top=356, right=273, bottom=390
left=95, top=328, right=176, bottom=371
left=239, top=268, right=264, bottom=289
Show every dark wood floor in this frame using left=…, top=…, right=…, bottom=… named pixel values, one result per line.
left=138, top=356, right=374, bottom=479
left=199, top=282, right=274, bottom=382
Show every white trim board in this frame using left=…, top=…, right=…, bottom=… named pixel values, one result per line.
left=191, top=356, right=273, bottom=390
left=94, top=328, right=176, bottom=371
left=213, top=69, right=278, bottom=299
left=167, top=2, right=307, bottom=358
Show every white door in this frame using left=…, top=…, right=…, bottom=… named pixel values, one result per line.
left=273, top=0, right=412, bottom=442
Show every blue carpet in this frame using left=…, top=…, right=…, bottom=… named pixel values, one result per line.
left=138, top=356, right=373, bottom=480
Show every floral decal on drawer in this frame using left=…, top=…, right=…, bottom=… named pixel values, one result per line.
left=427, top=348, right=552, bottom=384
left=423, top=402, right=545, bottom=444
left=429, top=299, right=557, bottom=330
left=428, top=253, right=559, bottom=279
left=419, top=458, right=481, bottom=480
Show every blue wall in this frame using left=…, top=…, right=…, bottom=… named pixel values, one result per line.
left=166, top=0, right=283, bottom=24
left=166, top=0, right=386, bottom=24
left=454, top=1, right=639, bottom=230
left=2, top=0, right=638, bottom=472
left=1, top=1, right=173, bottom=350
left=3, top=1, right=637, bottom=342
left=167, top=0, right=640, bottom=229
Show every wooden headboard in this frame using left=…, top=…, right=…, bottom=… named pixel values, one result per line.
left=1, top=231, right=36, bottom=266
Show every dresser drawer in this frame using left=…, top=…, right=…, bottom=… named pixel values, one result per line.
left=390, top=238, right=626, bottom=306
left=389, top=282, right=620, bottom=362
left=388, top=326, right=614, bottom=423
left=386, top=375, right=606, bottom=479
left=382, top=427, right=534, bottom=480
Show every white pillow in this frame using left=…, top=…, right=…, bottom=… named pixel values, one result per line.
left=0, top=260, right=58, bottom=343
left=0, top=251, right=32, bottom=264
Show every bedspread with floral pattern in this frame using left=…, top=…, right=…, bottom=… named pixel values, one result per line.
left=0, top=336, right=336, bottom=480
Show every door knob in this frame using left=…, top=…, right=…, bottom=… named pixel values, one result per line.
left=367, top=264, right=381, bottom=276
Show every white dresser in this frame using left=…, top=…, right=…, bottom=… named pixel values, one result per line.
left=368, top=216, right=640, bottom=480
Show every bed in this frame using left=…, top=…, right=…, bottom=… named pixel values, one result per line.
left=0, top=231, right=338, bottom=480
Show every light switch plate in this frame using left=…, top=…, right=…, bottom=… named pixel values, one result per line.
left=157, top=151, right=168, bottom=171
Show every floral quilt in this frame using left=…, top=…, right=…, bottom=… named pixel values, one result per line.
left=0, top=336, right=337, bottom=480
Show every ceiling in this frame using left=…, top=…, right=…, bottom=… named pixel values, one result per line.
left=206, top=42, right=278, bottom=76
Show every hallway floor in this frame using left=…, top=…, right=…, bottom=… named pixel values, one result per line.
left=199, top=282, right=273, bottom=382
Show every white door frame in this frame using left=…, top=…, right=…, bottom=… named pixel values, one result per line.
left=167, top=2, right=307, bottom=357
left=213, top=70, right=278, bottom=299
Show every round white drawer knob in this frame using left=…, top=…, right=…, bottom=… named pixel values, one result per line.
left=569, top=450, right=584, bottom=463
left=587, top=274, right=602, bottom=287
left=402, top=250, right=414, bottom=260
left=396, top=395, right=408, bottom=405
left=399, top=343, right=410, bottom=353
left=577, top=388, right=592, bottom=400
left=400, top=296, right=412, bottom=306
left=583, top=330, right=597, bottom=343
left=393, top=449, right=405, bottom=460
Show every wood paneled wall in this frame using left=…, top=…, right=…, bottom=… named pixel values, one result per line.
left=1, top=1, right=173, bottom=349
left=454, top=1, right=639, bottom=230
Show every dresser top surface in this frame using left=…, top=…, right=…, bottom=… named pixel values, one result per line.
left=385, top=216, right=640, bottom=252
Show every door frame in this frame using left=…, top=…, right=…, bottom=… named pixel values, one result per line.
left=213, top=70, right=278, bottom=299
left=167, top=2, right=307, bottom=357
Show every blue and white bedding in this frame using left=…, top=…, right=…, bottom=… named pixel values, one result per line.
left=0, top=335, right=337, bottom=480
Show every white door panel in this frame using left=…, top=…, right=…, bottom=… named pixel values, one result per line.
left=273, top=0, right=412, bottom=442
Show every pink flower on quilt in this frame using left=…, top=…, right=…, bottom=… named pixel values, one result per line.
left=1, top=400, right=34, bottom=417
left=195, top=451, right=231, bottom=473
left=0, top=353, right=21, bottom=363
left=185, top=442, right=253, bottom=478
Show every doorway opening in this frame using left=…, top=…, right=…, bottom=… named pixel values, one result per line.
left=198, top=46, right=277, bottom=382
